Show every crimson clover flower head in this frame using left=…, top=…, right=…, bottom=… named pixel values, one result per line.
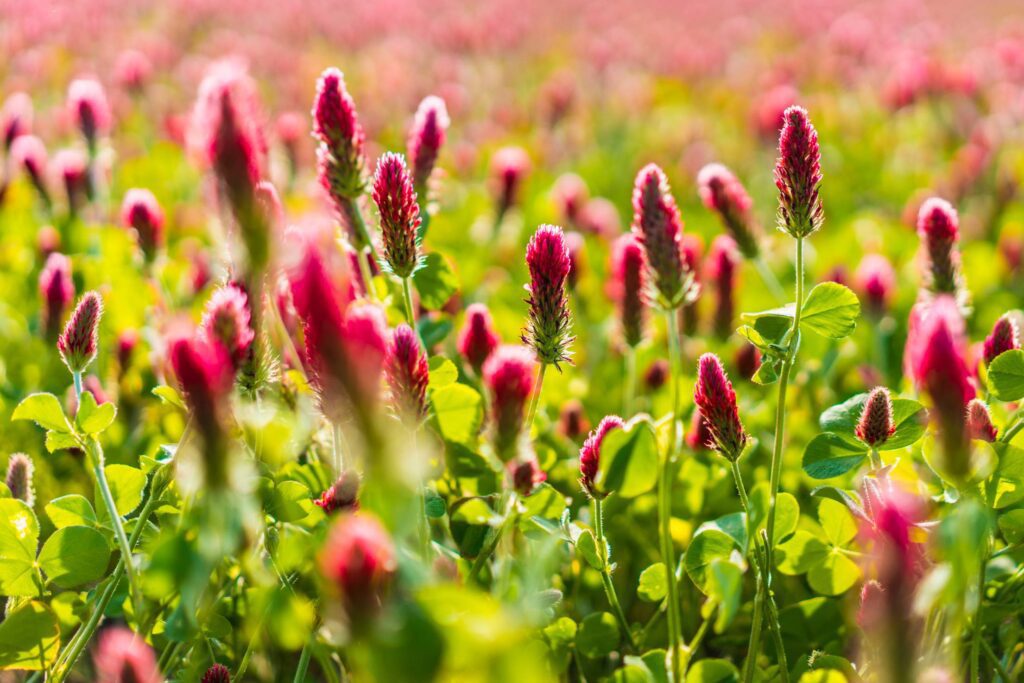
left=523, top=224, right=574, bottom=367
left=114, top=49, right=152, bottom=93
left=558, top=399, right=589, bottom=440
left=707, top=235, right=740, bottom=339
left=319, top=513, right=397, bottom=621
left=774, top=105, right=824, bottom=238
left=120, top=188, right=165, bottom=259
left=855, top=254, right=896, bottom=318
left=966, top=399, right=998, bottom=442
left=509, top=455, right=547, bottom=496
left=1, top=91, right=32, bottom=150
left=579, top=415, right=624, bottom=498
left=11, top=134, right=49, bottom=203
left=385, top=323, right=429, bottom=424
left=553, top=173, right=589, bottom=224
left=483, top=345, right=536, bottom=461
left=5, top=453, right=34, bottom=506
left=458, top=303, right=500, bottom=374
left=916, top=197, right=963, bottom=295
left=200, top=284, right=255, bottom=370
left=697, top=163, right=760, bottom=258
left=58, top=291, right=103, bottom=374
left=54, top=148, right=89, bottom=211
left=686, top=410, right=714, bottom=451
left=39, top=252, right=75, bottom=339
left=644, top=359, right=669, bottom=390
left=314, top=470, right=361, bottom=515
left=117, top=329, right=138, bottom=370
left=611, top=234, right=647, bottom=348
left=735, top=343, right=762, bottom=381
left=491, top=146, right=530, bottom=215
left=407, top=95, right=449, bottom=192
left=631, top=163, right=693, bottom=308
left=201, top=664, right=231, bottom=683
left=67, top=77, right=111, bottom=144
left=372, top=152, right=421, bottom=278
left=693, top=353, right=747, bottom=460
left=93, top=626, right=161, bottom=683
left=855, top=387, right=896, bottom=447
left=313, top=67, right=366, bottom=200
left=983, top=314, right=1019, bottom=367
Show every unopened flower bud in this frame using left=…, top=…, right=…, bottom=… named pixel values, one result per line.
left=523, top=225, right=574, bottom=367
left=693, top=353, right=747, bottom=460
left=509, top=455, right=547, bottom=496
left=372, top=153, right=421, bottom=278
left=707, top=235, right=740, bottom=339
left=983, top=314, right=1019, bottom=367
left=200, top=284, right=255, bottom=371
left=855, top=254, right=896, bottom=318
left=54, top=149, right=89, bottom=213
left=319, top=514, right=396, bottom=621
left=735, top=344, right=761, bottom=381
left=67, top=78, right=111, bottom=147
left=610, top=234, right=647, bottom=348
left=5, top=453, right=34, bottom=506
left=1, top=92, right=32, bottom=151
left=11, top=134, right=51, bottom=208
left=39, top=253, right=75, bottom=340
left=966, top=399, right=997, bottom=442
left=120, top=188, right=165, bottom=261
left=552, top=173, right=589, bottom=225
left=774, top=106, right=824, bottom=238
left=579, top=416, right=624, bottom=498
left=385, top=324, right=429, bottom=424
left=697, top=163, right=760, bottom=258
left=558, top=399, right=589, bottom=440
left=315, top=470, right=361, bottom=515
left=407, top=95, right=449, bottom=194
left=856, top=387, right=896, bottom=447
left=632, top=163, right=693, bottom=308
left=916, top=197, right=963, bottom=296
left=58, top=292, right=103, bottom=374
left=483, top=345, right=536, bottom=461
left=491, top=146, right=530, bottom=220
left=644, top=359, right=669, bottom=390
left=457, top=303, right=500, bottom=375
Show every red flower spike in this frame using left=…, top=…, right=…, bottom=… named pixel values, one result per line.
left=678, top=233, right=704, bottom=335
left=372, top=152, right=421, bottom=278
left=58, top=292, right=102, bottom=374
left=693, top=353, right=748, bottom=460
left=313, top=68, right=366, bottom=201
left=5, top=453, right=34, bottom=506
left=39, top=252, right=75, bottom=340
left=385, top=324, right=429, bottom=424
left=319, top=514, right=397, bottom=621
left=1, top=92, right=32, bottom=151
left=856, top=387, right=896, bottom=448
left=579, top=415, right=624, bottom=498
left=67, top=78, right=111, bottom=145
left=314, top=470, right=361, bottom=515
left=983, top=314, right=1019, bottom=367
left=558, top=399, right=590, bottom=440
left=916, top=197, right=963, bottom=296
left=457, top=303, right=500, bottom=375
left=120, top=188, right=165, bottom=260
left=611, top=234, right=647, bottom=348
left=93, top=626, right=161, bottom=683
left=553, top=173, right=589, bottom=225
left=491, top=146, right=530, bottom=219
left=11, top=134, right=51, bottom=207
left=54, top=149, right=89, bottom=214
left=509, top=455, right=547, bottom=496
left=407, top=95, right=449, bottom=193
left=966, top=399, right=998, bottom=442
left=855, top=254, right=896, bottom=318
left=523, top=225, right=574, bottom=367
left=483, top=345, right=536, bottom=461
left=774, top=106, right=824, bottom=238
left=644, top=359, right=669, bottom=390
left=707, top=235, right=740, bottom=339
left=697, top=163, right=760, bottom=258
left=632, top=163, right=692, bottom=308
left=735, top=344, right=762, bottom=381
left=200, top=284, right=255, bottom=371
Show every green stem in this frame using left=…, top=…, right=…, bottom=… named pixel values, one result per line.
left=743, top=570, right=766, bottom=683
left=294, top=633, right=314, bottom=683
left=356, top=247, right=378, bottom=302
left=624, top=346, right=637, bottom=417
left=594, top=498, right=637, bottom=650
left=88, top=439, right=142, bottom=616
left=468, top=493, right=518, bottom=583
left=981, top=636, right=1012, bottom=682
left=662, top=309, right=685, bottom=682
left=525, top=363, right=548, bottom=431
left=401, top=276, right=417, bottom=327
left=72, top=371, right=83, bottom=398
left=868, top=447, right=882, bottom=471
left=1000, top=413, right=1024, bottom=444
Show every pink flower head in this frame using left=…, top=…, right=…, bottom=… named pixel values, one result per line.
left=579, top=415, right=624, bottom=498
left=407, top=95, right=450, bottom=192
left=686, top=410, right=714, bottom=451
left=256, top=180, right=284, bottom=228
left=983, top=314, right=1019, bottom=367
left=372, top=152, right=421, bottom=278
left=93, top=626, right=161, bottom=683
left=1, top=92, right=32, bottom=150
left=707, top=235, right=740, bottom=339
left=678, top=232, right=704, bottom=335
left=553, top=173, right=589, bottom=225
left=916, top=197, right=962, bottom=295
left=120, top=189, right=165, bottom=260
left=509, top=454, right=547, bottom=496
left=578, top=197, right=621, bottom=238
left=39, top=252, right=75, bottom=339
left=856, top=387, right=896, bottom=448
left=697, top=163, right=760, bottom=258
left=558, top=399, right=589, bottom=440
left=458, top=303, right=500, bottom=374
left=855, top=254, right=896, bottom=318
left=491, top=146, right=530, bottom=217
left=966, top=399, right=997, bottom=442
left=276, top=111, right=305, bottom=146
left=58, top=291, right=102, bottom=374
left=610, top=234, right=647, bottom=348
left=735, top=344, right=762, bottom=381
left=313, top=67, right=366, bottom=200
left=632, top=163, right=692, bottom=308
left=67, top=78, right=111, bottom=144
left=774, top=106, right=824, bottom=238
left=11, top=134, right=51, bottom=207
left=314, top=470, right=360, bottom=515
left=54, top=149, right=89, bottom=213
left=114, top=50, right=152, bottom=93
left=523, top=224, right=574, bottom=367
left=693, top=353, right=747, bottom=460
left=5, top=453, right=34, bottom=506
left=483, top=345, right=536, bottom=461
left=117, top=329, right=138, bottom=371
left=200, top=284, right=255, bottom=370
left=644, top=359, right=669, bottom=390
left=319, top=513, right=396, bottom=620
left=385, top=324, right=429, bottom=424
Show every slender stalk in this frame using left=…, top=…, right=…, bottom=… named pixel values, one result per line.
left=468, top=493, right=518, bottom=582
left=525, top=363, right=548, bottom=431
left=593, top=498, right=637, bottom=650
left=72, top=371, right=84, bottom=397
left=401, top=276, right=417, bottom=327
left=981, top=636, right=1012, bottom=682
left=661, top=309, right=685, bottom=681
left=624, top=346, right=637, bottom=416
left=356, top=247, right=378, bottom=302
left=743, top=569, right=766, bottom=683
left=752, top=255, right=787, bottom=303
left=868, top=446, right=882, bottom=471
left=294, top=634, right=314, bottom=683
left=88, top=439, right=142, bottom=615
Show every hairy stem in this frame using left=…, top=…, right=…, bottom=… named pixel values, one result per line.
left=525, top=362, right=548, bottom=431
left=661, top=309, right=685, bottom=681
left=401, top=276, right=417, bottom=327
left=88, top=439, right=142, bottom=617
left=594, top=497, right=637, bottom=650
left=624, top=346, right=637, bottom=417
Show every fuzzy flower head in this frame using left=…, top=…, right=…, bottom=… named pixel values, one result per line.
left=319, top=513, right=397, bottom=621
left=120, top=188, right=165, bottom=260
left=407, top=95, right=449, bottom=192
left=983, top=314, right=1019, bottom=367
left=559, top=400, right=589, bottom=440
left=774, top=106, right=824, bottom=238
left=67, top=78, right=111, bottom=145
left=314, top=470, right=361, bottom=515
left=457, top=303, right=500, bottom=374
left=58, top=292, right=102, bottom=374
left=916, top=198, right=963, bottom=296
left=735, top=343, right=762, bottom=381
left=509, top=455, right=547, bottom=496
left=693, top=353, right=747, bottom=460
left=686, top=410, right=714, bottom=451
left=39, top=252, right=75, bottom=339
left=483, top=345, right=536, bottom=461
left=385, top=324, right=429, bottom=424
left=631, top=163, right=693, bottom=309
left=114, top=50, right=152, bottom=93
left=553, top=173, right=589, bottom=225
left=523, top=225, right=574, bottom=367
left=1, top=92, right=32, bottom=150
left=610, top=234, right=647, bottom=348
left=5, top=453, right=34, bottom=506
left=93, top=626, right=161, bottom=683
left=856, top=387, right=896, bottom=448
left=491, top=146, right=530, bottom=217
left=313, top=67, right=366, bottom=200
left=697, top=163, right=760, bottom=258
left=54, top=148, right=89, bottom=213
left=707, top=235, right=740, bottom=339
left=579, top=415, right=624, bottom=498
left=372, top=153, right=421, bottom=278
left=855, top=254, right=896, bottom=318
left=200, top=284, right=255, bottom=370
left=11, top=134, right=51, bottom=207
left=966, top=399, right=998, bottom=442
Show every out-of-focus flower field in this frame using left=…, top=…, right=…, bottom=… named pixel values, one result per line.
left=2, top=1, right=1024, bottom=681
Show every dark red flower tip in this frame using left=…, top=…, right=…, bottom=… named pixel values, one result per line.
left=190, top=61, right=265, bottom=185
left=483, top=345, right=536, bottom=461
left=93, top=626, right=161, bottom=683
left=5, top=453, right=34, bottom=507
left=58, top=291, right=103, bottom=374
left=67, top=78, right=111, bottom=144
left=54, top=148, right=89, bottom=212
left=117, top=329, right=138, bottom=370
left=774, top=105, right=824, bottom=238
left=313, top=68, right=366, bottom=203
left=678, top=232, right=704, bottom=335
left=579, top=415, right=624, bottom=497
left=491, top=146, right=530, bottom=216
left=372, top=152, right=421, bottom=279
left=1, top=92, right=32, bottom=151
left=610, top=234, right=647, bottom=348
left=558, top=399, right=590, bottom=440
left=644, top=359, right=669, bottom=390
left=734, top=344, right=762, bottom=381
left=553, top=173, right=589, bottom=225
left=200, top=284, right=255, bottom=370
left=966, top=399, right=998, bottom=442
left=983, top=314, right=1019, bottom=367
left=385, top=324, right=429, bottom=424
left=632, top=163, right=691, bottom=307
left=523, top=224, right=574, bottom=367
left=407, top=95, right=449, bottom=192
left=509, top=455, right=547, bottom=496
left=693, top=353, right=747, bottom=460
left=697, top=163, right=760, bottom=258
left=855, top=387, right=897, bottom=447
left=457, top=303, right=500, bottom=374
left=707, top=235, right=740, bottom=339
left=39, top=252, right=75, bottom=340
left=201, top=663, right=231, bottom=683
left=855, top=254, right=896, bottom=317
left=314, top=470, right=361, bottom=515
left=120, top=188, right=165, bottom=259
left=916, top=197, right=962, bottom=295
left=114, top=50, right=152, bottom=93
left=319, top=513, right=396, bottom=618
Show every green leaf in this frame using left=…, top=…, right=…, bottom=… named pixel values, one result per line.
left=802, top=433, right=867, bottom=479
left=740, top=306, right=796, bottom=346
left=45, top=431, right=80, bottom=453
left=990, top=443, right=1024, bottom=509
left=424, top=490, right=447, bottom=518
left=637, top=563, right=668, bottom=602
left=268, top=480, right=313, bottom=522
left=997, top=509, right=1024, bottom=544
left=543, top=616, right=577, bottom=648
left=752, top=355, right=782, bottom=385
left=152, top=385, right=186, bottom=410
left=575, top=612, right=619, bottom=659
left=685, top=658, right=740, bottom=683
left=705, top=559, right=742, bottom=633
left=818, top=499, right=857, bottom=547
left=45, top=495, right=97, bottom=528
left=412, top=252, right=458, bottom=310
left=418, top=315, right=453, bottom=349
left=799, top=282, right=860, bottom=339
left=696, top=512, right=748, bottom=553
left=595, top=416, right=659, bottom=498
left=38, top=526, right=111, bottom=588
left=810, top=486, right=866, bottom=520
left=431, top=384, right=483, bottom=445
left=0, top=601, right=60, bottom=670
left=0, top=499, right=41, bottom=597
left=427, top=356, right=458, bottom=391
left=12, top=393, right=71, bottom=433
left=519, top=483, right=566, bottom=521
left=776, top=531, right=830, bottom=575
left=989, top=349, right=1024, bottom=401
left=749, top=486, right=800, bottom=542
left=576, top=529, right=603, bottom=570
left=685, top=529, right=738, bottom=594
left=807, top=551, right=861, bottom=596
left=819, top=393, right=926, bottom=451
left=99, top=465, right=147, bottom=518
left=75, top=390, right=117, bottom=435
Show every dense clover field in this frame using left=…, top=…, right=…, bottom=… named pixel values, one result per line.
left=1, top=1, right=1024, bottom=681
